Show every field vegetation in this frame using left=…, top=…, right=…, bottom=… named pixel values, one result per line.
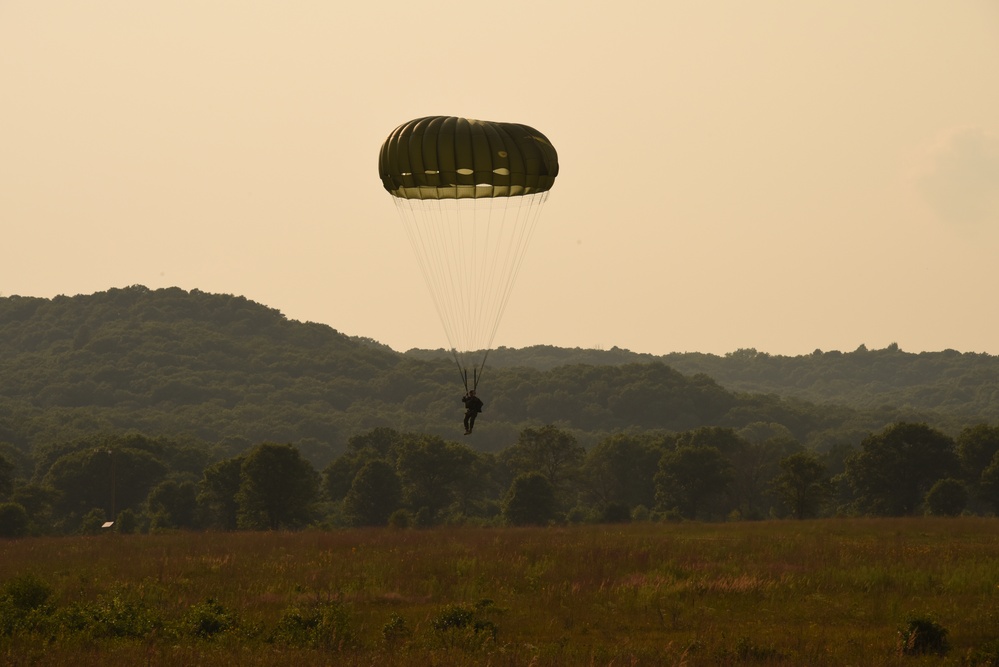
left=3, top=518, right=999, bottom=665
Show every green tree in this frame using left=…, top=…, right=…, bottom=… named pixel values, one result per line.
left=43, top=447, right=167, bottom=523
left=502, top=425, right=585, bottom=507
left=956, top=424, right=999, bottom=478
left=732, top=425, right=802, bottom=519
left=449, top=450, right=500, bottom=519
left=580, top=434, right=664, bottom=510
left=9, top=484, right=56, bottom=534
left=79, top=508, right=109, bottom=535
left=147, top=479, right=199, bottom=529
left=322, top=448, right=389, bottom=502
left=343, top=459, right=402, bottom=527
left=924, top=478, right=967, bottom=516
left=115, top=508, right=139, bottom=534
left=396, top=436, right=479, bottom=525
left=845, top=422, right=958, bottom=516
left=676, top=426, right=747, bottom=456
left=0, top=453, right=13, bottom=501
left=0, top=502, right=29, bottom=537
left=655, top=445, right=733, bottom=519
left=322, top=428, right=409, bottom=502
left=345, top=427, right=406, bottom=459
left=770, top=451, right=833, bottom=519
left=237, top=444, right=319, bottom=530
left=198, top=456, right=244, bottom=530
left=678, top=426, right=786, bottom=519
left=503, top=472, right=557, bottom=526
left=981, top=449, right=999, bottom=508
left=956, top=424, right=999, bottom=510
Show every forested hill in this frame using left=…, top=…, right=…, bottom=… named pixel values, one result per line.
left=408, top=343, right=999, bottom=425
left=0, top=286, right=983, bottom=466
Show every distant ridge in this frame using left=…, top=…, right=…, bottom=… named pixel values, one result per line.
left=1, top=287, right=994, bottom=461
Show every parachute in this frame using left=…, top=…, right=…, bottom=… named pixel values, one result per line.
left=379, top=116, right=559, bottom=391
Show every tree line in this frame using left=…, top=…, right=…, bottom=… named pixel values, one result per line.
left=3, top=421, right=999, bottom=537
left=4, top=286, right=999, bottom=536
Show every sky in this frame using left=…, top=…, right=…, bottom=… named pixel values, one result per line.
left=3, top=1, right=998, bottom=357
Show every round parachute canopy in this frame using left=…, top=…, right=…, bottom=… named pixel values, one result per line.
left=379, top=116, right=559, bottom=200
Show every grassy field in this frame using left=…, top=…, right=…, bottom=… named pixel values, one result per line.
left=2, top=518, right=999, bottom=665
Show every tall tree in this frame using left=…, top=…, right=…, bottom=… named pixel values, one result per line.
left=580, top=434, right=664, bottom=510
left=147, top=479, right=199, bottom=529
left=845, top=422, right=958, bottom=516
left=770, top=451, right=833, bottom=519
left=343, top=459, right=402, bottom=527
left=237, top=443, right=319, bottom=530
left=0, top=453, right=13, bottom=501
left=956, top=424, right=999, bottom=487
left=43, top=447, right=167, bottom=522
left=323, top=450, right=377, bottom=502
left=10, top=484, right=56, bottom=534
left=502, top=425, right=585, bottom=507
left=976, top=451, right=999, bottom=514
left=0, top=503, right=29, bottom=538
left=324, top=428, right=410, bottom=502
left=198, top=456, right=244, bottom=530
left=346, top=427, right=407, bottom=459
left=503, top=472, right=557, bottom=526
left=395, top=436, right=478, bottom=525
left=655, top=445, right=733, bottom=519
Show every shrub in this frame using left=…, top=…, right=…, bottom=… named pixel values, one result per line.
left=431, top=604, right=474, bottom=633
left=429, top=601, right=498, bottom=650
left=721, top=636, right=781, bottom=662
left=270, top=598, right=355, bottom=651
left=382, top=613, right=411, bottom=648
left=79, top=508, right=109, bottom=535
left=182, top=598, right=237, bottom=638
left=387, top=509, right=411, bottom=530
left=967, top=639, right=999, bottom=666
left=0, top=573, right=53, bottom=634
left=3, top=573, right=52, bottom=612
left=58, top=585, right=161, bottom=639
left=898, top=615, right=949, bottom=656
left=114, top=508, right=139, bottom=534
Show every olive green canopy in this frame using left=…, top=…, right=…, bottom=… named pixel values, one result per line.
left=378, top=116, right=559, bottom=199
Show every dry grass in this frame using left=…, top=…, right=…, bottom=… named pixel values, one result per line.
left=3, top=518, right=999, bottom=665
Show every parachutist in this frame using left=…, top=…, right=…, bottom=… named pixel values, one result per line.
left=462, top=390, right=484, bottom=434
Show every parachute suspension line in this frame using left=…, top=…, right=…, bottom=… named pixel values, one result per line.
left=394, top=196, right=453, bottom=352
left=473, top=349, right=489, bottom=391
left=393, top=191, right=550, bottom=390
left=484, top=191, right=549, bottom=352
left=396, top=195, right=478, bottom=387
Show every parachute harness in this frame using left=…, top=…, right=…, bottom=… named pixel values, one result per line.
left=393, top=191, right=548, bottom=391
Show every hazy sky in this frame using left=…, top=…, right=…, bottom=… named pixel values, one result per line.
left=3, top=1, right=998, bottom=356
